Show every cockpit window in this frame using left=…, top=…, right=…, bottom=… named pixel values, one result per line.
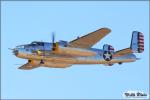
left=31, top=42, right=37, bottom=45
left=31, top=41, right=44, bottom=46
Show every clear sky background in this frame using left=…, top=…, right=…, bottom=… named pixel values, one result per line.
left=1, top=1, right=149, bottom=99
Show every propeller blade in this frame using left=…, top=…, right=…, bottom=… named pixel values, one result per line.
left=8, top=48, right=15, bottom=50
left=51, top=32, right=59, bottom=52
left=52, top=32, right=55, bottom=44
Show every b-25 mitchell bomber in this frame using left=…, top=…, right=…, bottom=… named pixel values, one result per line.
left=11, top=28, right=144, bottom=70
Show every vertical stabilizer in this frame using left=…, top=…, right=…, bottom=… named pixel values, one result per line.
left=130, top=31, right=144, bottom=53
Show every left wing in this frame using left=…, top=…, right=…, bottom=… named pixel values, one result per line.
left=69, top=28, right=111, bottom=48
left=18, top=62, right=72, bottom=70
left=18, top=63, right=40, bottom=70
left=44, top=62, right=72, bottom=68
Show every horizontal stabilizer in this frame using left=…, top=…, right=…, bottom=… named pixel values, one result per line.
left=113, top=48, right=132, bottom=57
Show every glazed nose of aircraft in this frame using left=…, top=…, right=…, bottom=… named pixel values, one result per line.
left=11, top=45, right=26, bottom=55
left=8, top=48, right=19, bottom=56
left=13, top=49, right=19, bottom=56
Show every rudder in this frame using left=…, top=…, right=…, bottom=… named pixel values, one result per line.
left=130, top=31, right=144, bottom=53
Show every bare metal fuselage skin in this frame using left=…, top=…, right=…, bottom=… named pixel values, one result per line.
left=14, top=42, right=136, bottom=67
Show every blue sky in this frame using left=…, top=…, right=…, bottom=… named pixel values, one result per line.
left=1, top=1, right=149, bottom=99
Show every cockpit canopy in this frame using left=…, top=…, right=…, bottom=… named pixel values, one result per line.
left=30, top=41, right=44, bottom=46
left=16, top=41, right=44, bottom=50
left=15, top=41, right=68, bottom=52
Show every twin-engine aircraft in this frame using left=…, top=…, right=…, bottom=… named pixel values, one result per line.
left=11, top=28, right=144, bottom=70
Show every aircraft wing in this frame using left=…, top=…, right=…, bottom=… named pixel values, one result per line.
left=113, top=48, right=133, bottom=58
left=18, top=62, right=72, bottom=70
left=44, top=62, right=72, bottom=68
left=69, top=28, right=111, bottom=48
left=18, top=63, right=39, bottom=70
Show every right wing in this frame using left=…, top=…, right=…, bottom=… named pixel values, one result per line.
left=69, top=28, right=111, bottom=48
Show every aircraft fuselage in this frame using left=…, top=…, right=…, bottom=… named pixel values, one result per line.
left=13, top=42, right=137, bottom=67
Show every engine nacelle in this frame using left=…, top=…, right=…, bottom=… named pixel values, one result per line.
left=103, top=44, right=115, bottom=52
left=28, top=60, right=40, bottom=66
